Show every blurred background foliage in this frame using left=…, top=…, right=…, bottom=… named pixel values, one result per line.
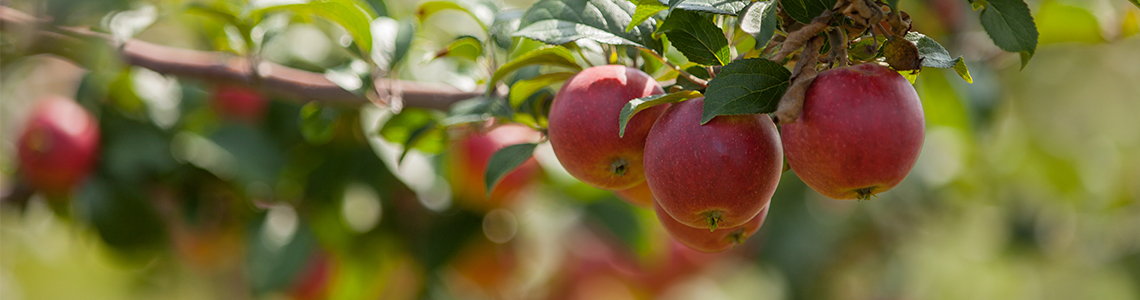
left=1, top=0, right=1139, bottom=299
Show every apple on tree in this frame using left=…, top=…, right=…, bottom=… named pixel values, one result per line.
left=613, top=181, right=653, bottom=208
left=781, top=63, right=925, bottom=200
left=644, top=98, right=783, bottom=230
left=654, top=201, right=769, bottom=253
left=17, top=96, right=101, bottom=196
left=447, top=123, right=542, bottom=210
left=547, top=65, right=666, bottom=191
left=212, top=85, right=268, bottom=123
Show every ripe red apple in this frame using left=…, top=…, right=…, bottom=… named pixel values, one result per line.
left=613, top=181, right=653, bottom=208
left=644, top=98, right=782, bottom=230
left=654, top=202, right=768, bottom=253
left=548, top=65, right=666, bottom=190
left=212, top=85, right=268, bottom=123
left=781, top=63, right=924, bottom=200
left=17, top=96, right=101, bottom=195
left=447, top=124, right=541, bottom=210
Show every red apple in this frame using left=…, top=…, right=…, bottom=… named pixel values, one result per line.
left=613, top=181, right=653, bottom=208
left=212, top=85, right=268, bottom=123
left=17, top=96, right=100, bottom=195
left=655, top=202, right=768, bottom=253
left=644, top=98, right=782, bottom=230
left=548, top=65, right=666, bottom=190
left=447, top=124, right=541, bottom=210
left=781, top=63, right=924, bottom=200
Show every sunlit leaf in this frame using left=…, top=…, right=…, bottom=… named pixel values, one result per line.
left=490, top=46, right=581, bottom=87
left=738, top=1, right=778, bottom=50
left=618, top=90, right=701, bottom=137
left=254, top=0, right=375, bottom=54
left=509, top=72, right=575, bottom=109
left=659, top=10, right=731, bottom=66
left=430, top=36, right=484, bottom=62
left=628, top=0, right=667, bottom=33
left=670, top=0, right=750, bottom=15
left=904, top=32, right=972, bottom=83
left=516, top=0, right=663, bottom=53
left=416, top=1, right=488, bottom=31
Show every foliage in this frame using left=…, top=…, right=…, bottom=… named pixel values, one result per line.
left=3, top=0, right=1138, bottom=299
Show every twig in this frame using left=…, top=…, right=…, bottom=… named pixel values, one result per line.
left=0, top=6, right=482, bottom=110
left=825, top=27, right=850, bottom=67
left=638, top=47, right=708, bottom=88
left=772, top=35, right=824, bottom=125
left=770, top=10, right=832, bottom=63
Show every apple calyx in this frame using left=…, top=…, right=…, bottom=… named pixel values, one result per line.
left=855, top=187, right=878, bottom=201
left=728, top=229, right=748, bottom=245
left=705, top=210, right=724, bottom=231
left=610, top=159, right=628, bottom=177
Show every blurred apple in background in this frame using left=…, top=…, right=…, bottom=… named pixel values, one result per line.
left=446, top=123, right=542, bottom=211
left=212, top=85, right=268, bottom=123
left=17, top=96, right=101, bottom=196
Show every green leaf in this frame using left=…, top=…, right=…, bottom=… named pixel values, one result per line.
left=431, top=36, right=484, bottom=62
left=886, top=0, right=899, bottom=11
left=490, top=10, right=525, bottom=49
left=513, top=89, right=555, bottom=128
left=972, top=0, right=1038, bottom=69
left=392, top=20, right=416, bottom=69
left=700, top=58, right=791, bottom=124
left=516, top=0, right=663, bottom=53
left=739, top=1, right=778, bottom=49
left=618, top=90, right=702, bottom=137
left=903, top=32, right=972, bottom=83
left=628, top=0, right=668, bottom=32
left=952, top=59, right=973, bottom=84
left=254, top=0, right=375, bottom=55
left=1130, top=0, right=1140, bottom=9
left=671, top=0, right=751, bottom=15
left=659, top=10, right=731, bottom=66
left=509, top=72, right=576, bottom=108
left=847, top=35, right=885, bottom=61
left=484, top=143, right=539, bottom=197
left=780, top=0, right=837, bottom=24
left=379, top=108, right=449, bottom=159
left=416, top=1, right=488, bottom=32
left=490, top=45, right=582, bottom=87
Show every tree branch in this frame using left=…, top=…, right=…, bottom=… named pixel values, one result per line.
left=0, top=6, right=481, bottom=110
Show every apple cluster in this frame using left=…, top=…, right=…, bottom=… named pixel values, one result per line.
left=546, top=64, right=924, bottom=253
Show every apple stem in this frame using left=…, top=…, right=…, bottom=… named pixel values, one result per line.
left=638, top=47, right=708, bottom=88
left=769, top=10, right=832, bottom=63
